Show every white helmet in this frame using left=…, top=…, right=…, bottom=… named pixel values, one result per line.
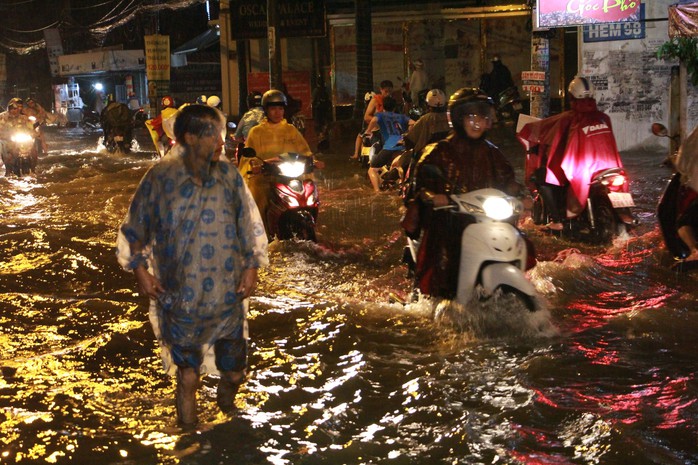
left=426, top=89, right=446, bottom=108
left=364, top=91, right=376, bottom=103
left=206, top=95, right=221, bottom=108
left=568, top=76, right=595, bottom=99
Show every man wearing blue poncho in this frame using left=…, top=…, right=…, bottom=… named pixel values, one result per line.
left=116, top=104, right=269, bottom=428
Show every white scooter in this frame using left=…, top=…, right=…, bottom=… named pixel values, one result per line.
left=405, top=188, right=539, bottom=311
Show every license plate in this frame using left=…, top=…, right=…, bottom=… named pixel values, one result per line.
left=114, top=136, right=124, bottom=142
left=361, top=146, right=372, bottom=156
left=608, top=192, right=635, bottom=208
left=513, top=102, right=523, bottom=111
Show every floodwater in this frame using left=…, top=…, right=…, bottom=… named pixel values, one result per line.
left=0, top=126, right=696, bottom=465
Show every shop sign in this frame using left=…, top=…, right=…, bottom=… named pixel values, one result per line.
left=583, top=4, right=645, bottom=41
left=522, top=71, right=546, bottom=93
left=144, top=35, right=170, bottom=81
left=231, top=0, right=326, bottom=40
left=537, top=0, right=641, bottom=28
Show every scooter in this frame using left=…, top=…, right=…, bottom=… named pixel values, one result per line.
left=652, top=123, right=690, bottom=260
left=240, top=148, right=319, bottom=242
left=3, top=129, right=38, bottom=176
left=525, top=146, right=636, bottom=243
left=360, top=129, right=382, bottom=169
left=131, top=108, right=148, bottom=129
left=404, top=187, right=539, bottom=311
left=103, top=125, right=133, bottom=154
left=80, top=108, right=101, bottom=132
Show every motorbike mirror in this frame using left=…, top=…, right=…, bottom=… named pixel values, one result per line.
left=227, top=121, right=237, bottom=129
left=240, top=147, right=257, bottom=158
left=651, top=123, right=669, bottom=138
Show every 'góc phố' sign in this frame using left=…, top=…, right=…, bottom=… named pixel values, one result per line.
left=537, top=0, right=641, bottom=28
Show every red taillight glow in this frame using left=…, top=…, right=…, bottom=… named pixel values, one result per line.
left=611, top=175, right=626, bottom=187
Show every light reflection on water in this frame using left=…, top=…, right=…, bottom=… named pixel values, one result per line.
left=0, top=128, right=696, bottom=464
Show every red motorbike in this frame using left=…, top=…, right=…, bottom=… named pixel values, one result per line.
left=240, top=148, right=320, bottom=242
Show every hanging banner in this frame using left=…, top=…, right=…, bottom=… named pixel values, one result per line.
left=537, top=0, right=641, bottom=28
left=44, top=28, right=64, bottom=77
left=144, top=34, right=170, bottom=81
left=231, top=0, right=326, bottom=40
left=669, top=3, right=698, bottom=38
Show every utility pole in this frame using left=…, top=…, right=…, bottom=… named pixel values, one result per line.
left=354, top=0, right=373, bottom=119
left=267, top=0, right=282, bottom=90
left=529, top=31, right=551, bottom=119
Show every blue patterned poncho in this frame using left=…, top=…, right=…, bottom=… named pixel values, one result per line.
left=116, top=147, right=269, bottom=375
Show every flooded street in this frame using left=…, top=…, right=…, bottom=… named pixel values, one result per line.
left=0, top=126, right=696, bottom=465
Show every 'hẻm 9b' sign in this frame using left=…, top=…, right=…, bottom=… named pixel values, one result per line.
left=231, top=0, right=326, bottom=40
left=536, top=0, right=640, bottom=28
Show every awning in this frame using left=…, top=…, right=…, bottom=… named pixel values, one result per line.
left=669, top=3, right=698, bottom=37
left=172, top=24, right=220, bottom=55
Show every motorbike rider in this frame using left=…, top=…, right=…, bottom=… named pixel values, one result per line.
left=384, top=88, right=451, bottom=184
left=0, top=98, right=38, bottom=176
left=480, top=55, right=515, bottom=100
left=145, top=96, right=179, bottom=157
left=364, top=95, right=414, bottom=192
left=22, top=97, right=49, bottom=155
left=671, top=125, right=698, bottom=262
left=243, top=89, right=314, bottom=232
left=409, top=59, right=429, bottom=107
left=406, top=88, right=524, bottom=299
left=234, top=91, right=264, bottom=144
left=101, top=96, right=133, bottom=146
left=351, top=80, right=393, bottom=160
left=517, top=76, right=624, bottom=230
left=404, top=89, right=450, bottom=153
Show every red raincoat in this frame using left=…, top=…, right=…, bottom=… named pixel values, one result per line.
left=517, top=98, right=623, bottom=215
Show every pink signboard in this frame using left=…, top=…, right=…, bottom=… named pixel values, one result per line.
left=537, top=0, right=641, bottom=28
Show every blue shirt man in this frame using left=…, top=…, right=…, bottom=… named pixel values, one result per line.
left=365, top=96, right=413, bottom=192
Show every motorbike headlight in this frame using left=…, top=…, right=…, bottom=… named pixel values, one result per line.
left=278, top=161, right=306, bottom=177
left=11, top=132, right=33, bottom=143
left=482, top=196, right=514, bottom=220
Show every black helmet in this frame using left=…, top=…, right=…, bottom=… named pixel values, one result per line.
left=447, top=88, right=494, bottom=136
left=247, top=91, right=263, bottom=108
left=262, top=89, right=287, bottom=109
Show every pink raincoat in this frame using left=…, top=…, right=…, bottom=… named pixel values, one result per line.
left=517, top=98, right=623, bottom=215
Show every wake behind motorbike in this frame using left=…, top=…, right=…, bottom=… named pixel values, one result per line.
left=525, top=146, right=636, bottom=243
left=403, top=186, right=539, bottom=311
left=241, top=148, right=319, bottom=242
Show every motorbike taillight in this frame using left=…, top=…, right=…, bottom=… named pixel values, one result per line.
left=604, top=174, right=626, bottom=191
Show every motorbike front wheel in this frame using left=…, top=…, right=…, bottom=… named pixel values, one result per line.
left=493, top=285, right=538, bottom=312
